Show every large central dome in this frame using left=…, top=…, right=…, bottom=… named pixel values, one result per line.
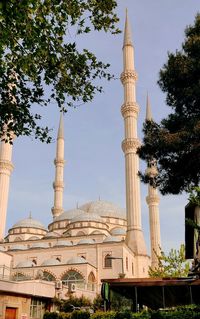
left=80, top=200, right=126, bottom=219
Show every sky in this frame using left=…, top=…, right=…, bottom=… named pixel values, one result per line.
left=5, top=0, right=200, bottom=254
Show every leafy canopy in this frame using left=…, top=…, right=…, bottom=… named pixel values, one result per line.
left=0, top=0, right=120, bottom=142
left=149, top=245, right=190, bottom=278
left=139, top=14, right=200, bottom=195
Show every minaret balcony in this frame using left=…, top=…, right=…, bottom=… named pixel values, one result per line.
left=120, top=70, right=138, bottom=84
left=121, top=102, right=139, bottom=118
left=122, top=138, right=141, bottom=154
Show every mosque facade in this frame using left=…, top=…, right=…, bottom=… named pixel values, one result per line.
left=0, top=12, right=161, bottom=307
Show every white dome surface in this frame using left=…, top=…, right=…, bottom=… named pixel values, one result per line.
left=54, top=209, right=86, bottom=221
left=54, top=240, right=73, bottom=247
left=43, top=232, right=60, bottom=239
left=9, top=245, right=27, bottom=251
left=11, top=217, right=46, bottom=230
left=30, top=242, right=49, bottom=249
left=103, top=236, right=122, bottom=243
left=67, top=257, right=87, bottom=265
left=78, top=239, right=95, bottom=245
left=71, top=212, right=103, bottom=223
left=111, top=228, right=126, bottom=236
left=16, top=260, right=34, bottom=268
left=80, top=200, right=126, bottom=219
left=41, top=258, right=61, bottom=266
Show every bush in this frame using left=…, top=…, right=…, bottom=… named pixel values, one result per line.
left=71, top=310, right=90, bottom=319
left=91, top=311, right=116, bottom=319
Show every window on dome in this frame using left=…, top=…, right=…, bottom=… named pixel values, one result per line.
left=104, top=254, right=112, bottom=268
left=61, top=271, right=85, bottom=288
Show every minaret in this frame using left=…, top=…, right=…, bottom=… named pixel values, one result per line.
left=0, top=137, right=14, bottom=241
left=121, top=11, right=147, bottom=255
left=51, top=113, right=65, bottom=219
left=145, top=95, right=161, bottom=268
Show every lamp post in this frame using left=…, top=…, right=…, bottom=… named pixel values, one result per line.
left=107, top=256, right=125, bottom=278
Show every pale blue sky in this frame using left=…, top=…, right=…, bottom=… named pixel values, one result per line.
left=6, top=1, right=200, bottom=254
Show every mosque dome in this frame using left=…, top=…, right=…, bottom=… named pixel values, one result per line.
left=71, top=212, right=103, bottom=223
left=41, top=258, right=61, bottom=266
left=43, top=232, right=60, bottom=239
left=77, top=239, right=95, bottom=245
left=67, top=257, right=87, bottom=265
left=103, top=236, right=122, bottom=243
left=80, top=200, right=126, bottom=219
left=16, top=260, right=35, bottom=268
left=54, top=209, right=86, bottom=221
left=54, top=240, right=73, bottom=247
left=111, top=228, right=126, bottom=236
left=11, top=216, right=46, bottom=230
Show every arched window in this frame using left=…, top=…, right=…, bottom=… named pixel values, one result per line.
left=12, top=273, right=31, bottom=281
left=88, top=272, right=96, bottom=291
left=61, top=270, right=85, bottom=288
left=104, top=254, right=112, bottom=268
left=42, top=271, right=56, bottom=282
left=32, top=259, right=37, bottom=265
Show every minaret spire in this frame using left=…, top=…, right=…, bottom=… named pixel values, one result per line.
left=121, top=11, right=147, bottom=258
left=145, top=94, right=161, bottom=268
left=51, top=113, right=65, bottom=219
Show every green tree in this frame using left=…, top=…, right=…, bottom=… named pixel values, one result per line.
left=0, top=0, right=120, bottom=142
left=149, top=245, right=190, bottom=278
left=138, top=14, right=200, bottom=195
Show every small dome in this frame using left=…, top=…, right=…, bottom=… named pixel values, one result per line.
left=67, top=257, right=87, bottom=265
left=11, top=216, right=46, bottom=230
left=30, top=242, right=49, bottom=249
left=80, top=200, right=126, bottom=219
left=16, top=260, right=34, bottom=268
left=9, top=245, right=27, bottom=251
left=103, top=236, right=122, bottom=243
left=111, top=228, right=126, bottom=236
left=41, top=258, right=61, bottom=266
left=78, top=239, right=95, bottom=245
left=43, top=232, right=60, bottom=239
left=71, top=212, right=103, bottom=223
left=54, top=209, right=86, bottom=221
left=54, top=240, right=73, bottom=247
left=28, top=236, right=40, bottom=241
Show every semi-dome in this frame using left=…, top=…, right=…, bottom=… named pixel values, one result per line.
left=77, top=239, right=95, bottom=245
left=43, top=232, right=60, bottom=239
left=11, top=216, right=46, bottom=230
left=30, top=242, right=49, bottom=249
left=41, top=258, right=61, bottom=266
left=54, top=209, right=86, bottom=222
left=111, top=228, right=126, bottom=236
left=9, top=245, right=27, bottom=251
left=71, top=212, right=103, bottom=223
left=54, top=240, right=73, bottom=247
left=80, top=200, right=126, bottom=219
left=103, top=236, right=122, bottom=243
left=16, top=260, right=34, bottom=268
left=67, top=257, right=87, bottom=265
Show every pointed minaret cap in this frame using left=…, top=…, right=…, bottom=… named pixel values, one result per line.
left=123, top=9, right=133, bottom=47
left=58, top=112, right=64, bottom=139
left=146, top=93, right=153, bottom=121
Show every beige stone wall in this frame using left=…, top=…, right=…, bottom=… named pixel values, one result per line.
left=0, top=294, right=31, bottom=319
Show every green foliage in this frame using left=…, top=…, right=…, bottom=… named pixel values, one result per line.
left=71, top=311, right=90, bottom=319
left=189, top=186, right=200, bottom=207
left=0, top=0, right=120, bottom=142
left=149, top=245, right=190, bottom=278
left=60, top=295, right=91, bottom=313
left=138, top=14, right=200, bottom=195
left=91, top=311, right=116, bottom=319
left=92, top=295, right=104, bottom=312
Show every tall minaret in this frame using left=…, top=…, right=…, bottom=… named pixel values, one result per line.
left=145, top=95, right=161, bottom=268
left=0, top=137, right=14, bottom=241
left=121, top=11, right=147, bottom=255
left=51, top=113, right=65, bottom=219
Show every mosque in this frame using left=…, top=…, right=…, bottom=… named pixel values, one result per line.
left=0, top=12, right=161, bottom=318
